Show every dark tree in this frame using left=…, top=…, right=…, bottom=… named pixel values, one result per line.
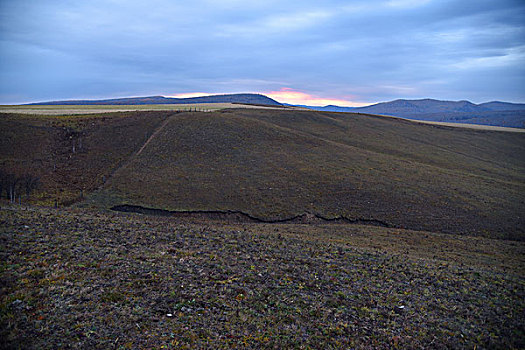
left=0, top=169, right=6, bottom=199
left=0, top=171, right=41, bottom=203
left=5, top=173, right=19, bottom=203
left=21, top=174, right=41, bottom=198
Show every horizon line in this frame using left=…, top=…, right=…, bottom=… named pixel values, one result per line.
left=3, top=92, right=525, bottom=107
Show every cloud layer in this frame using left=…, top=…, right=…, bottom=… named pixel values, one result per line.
left=1, top=0, right=524, bottom=104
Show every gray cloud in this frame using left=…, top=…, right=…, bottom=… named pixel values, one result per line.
left=1, top=0, right=524, bottom=104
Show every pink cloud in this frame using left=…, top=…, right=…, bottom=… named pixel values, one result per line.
left=265, top=88, right=367, bottom=107
left=166, top=89, right=368, bottom=107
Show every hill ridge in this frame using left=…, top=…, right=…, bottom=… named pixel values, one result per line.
left=28, top=93, right=282, bottom=106
left=300, top=98, right=525, bottom=128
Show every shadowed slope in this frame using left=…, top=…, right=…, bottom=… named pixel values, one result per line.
left=0, top=112, right=170, bottom=204
left=92, top=109, right=525, bottom=239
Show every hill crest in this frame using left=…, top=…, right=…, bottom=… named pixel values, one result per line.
left=300, top=98, right=525, bottom=128
left=28, top=93, right=282, bottom=106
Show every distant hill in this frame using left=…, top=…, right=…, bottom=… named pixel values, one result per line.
left=299, top=99, right=525, bottom=128
left=479, top=101, right=525, bottom=111
left=287, top=104, right=357, bottom=112
left=29, top=93, right=283, bottom=106
left=354, top=99, right=525, bottom=115
left=394, top=110, right=525, bottom=128
left=354, top=99, right=484, bottom=114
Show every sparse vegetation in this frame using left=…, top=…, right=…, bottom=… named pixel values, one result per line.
left=0, top=111, right=170, bottom=205
left=0, top=207, right=523, bottom=349
left=0, top=103, right=294, bottom=116
left=0, top=108, right=524, bottom=348
left=96, top=109, right=524, bottom=239
left=2, top=108, right=524, bottom=237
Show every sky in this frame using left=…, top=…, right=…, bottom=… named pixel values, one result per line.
left=0, top=0, right=524, bottom=106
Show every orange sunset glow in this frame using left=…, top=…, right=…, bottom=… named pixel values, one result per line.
left=265, top=88, right=368, bottom=107
left=169, top=89, right=367, bottom=107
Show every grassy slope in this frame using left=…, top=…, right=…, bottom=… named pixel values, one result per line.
left=0, top=103, right=298, bottom=115
left=0, top=104, right=250, bottom=115
left=94, top=109, right=525, bottom=239
left=0, top=112, right=169, bottom=205
left=0, top=207, right=523, bottom=349
left=2, top=108, right=524, bottom=238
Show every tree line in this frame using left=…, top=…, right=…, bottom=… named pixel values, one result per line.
left=0, top=170, right=40, bottom=204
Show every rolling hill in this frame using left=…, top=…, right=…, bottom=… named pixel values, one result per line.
left=27, top=93, right=282, bottom=106
left=479, top=101, right=525, bottom=111
left=1, top=108, right=524, bottom=239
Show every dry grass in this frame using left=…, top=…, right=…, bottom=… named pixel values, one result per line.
left=1, top=206, right=523, bottom=349
left=0, top=111, right=169, bottom=205
left=401, top=118, right=525, bottom=132
left=0, top=103, right=299, bottom=115
left=92, top=109, right=525, bottom=239
left=2, top=107, right=524, bottom=349
left=2, top=108, right=524, bottom=238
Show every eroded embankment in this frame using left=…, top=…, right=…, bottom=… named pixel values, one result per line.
left=110, top=204, right=390, bottom=227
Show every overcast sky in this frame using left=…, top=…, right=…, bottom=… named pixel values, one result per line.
left=1, top=0, right=524, bottom=106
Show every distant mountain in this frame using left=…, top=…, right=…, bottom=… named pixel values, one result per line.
left=478, top=101, right=525, bottom=111
left=295, top=99, right=525, bottom=128
left=300, top=105, right=357, bottom=112
left=353, top=99, right=525, bottom=128
left=353, top=99, right=488, bottom=115
left=29, top=93, right=282, bottom=106
left=397, top=110, right=525, bottom=128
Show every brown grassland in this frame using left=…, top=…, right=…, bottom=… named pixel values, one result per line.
left=94, top=109, right=525, bottom=239
left=0, top=103, right=299, bottom=115
left=1, top=207, right=524, bottom=349
left=0, top=108, right=524, bottom=348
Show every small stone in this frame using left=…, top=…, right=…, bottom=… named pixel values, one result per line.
left=395, top=305, right=405, bottom=314
left=166, top=313, right=173, bottom=317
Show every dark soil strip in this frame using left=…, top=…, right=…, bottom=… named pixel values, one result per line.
left=110, top=204, right=390, bottom=227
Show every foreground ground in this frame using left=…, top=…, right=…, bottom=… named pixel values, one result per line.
left=1, top=206, right=523, bottom=349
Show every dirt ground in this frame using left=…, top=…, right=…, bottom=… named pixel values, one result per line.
left=1, top=206, right=523, bottom=349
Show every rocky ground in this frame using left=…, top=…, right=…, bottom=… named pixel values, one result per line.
left=1, top=206, right=524, bottom=349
